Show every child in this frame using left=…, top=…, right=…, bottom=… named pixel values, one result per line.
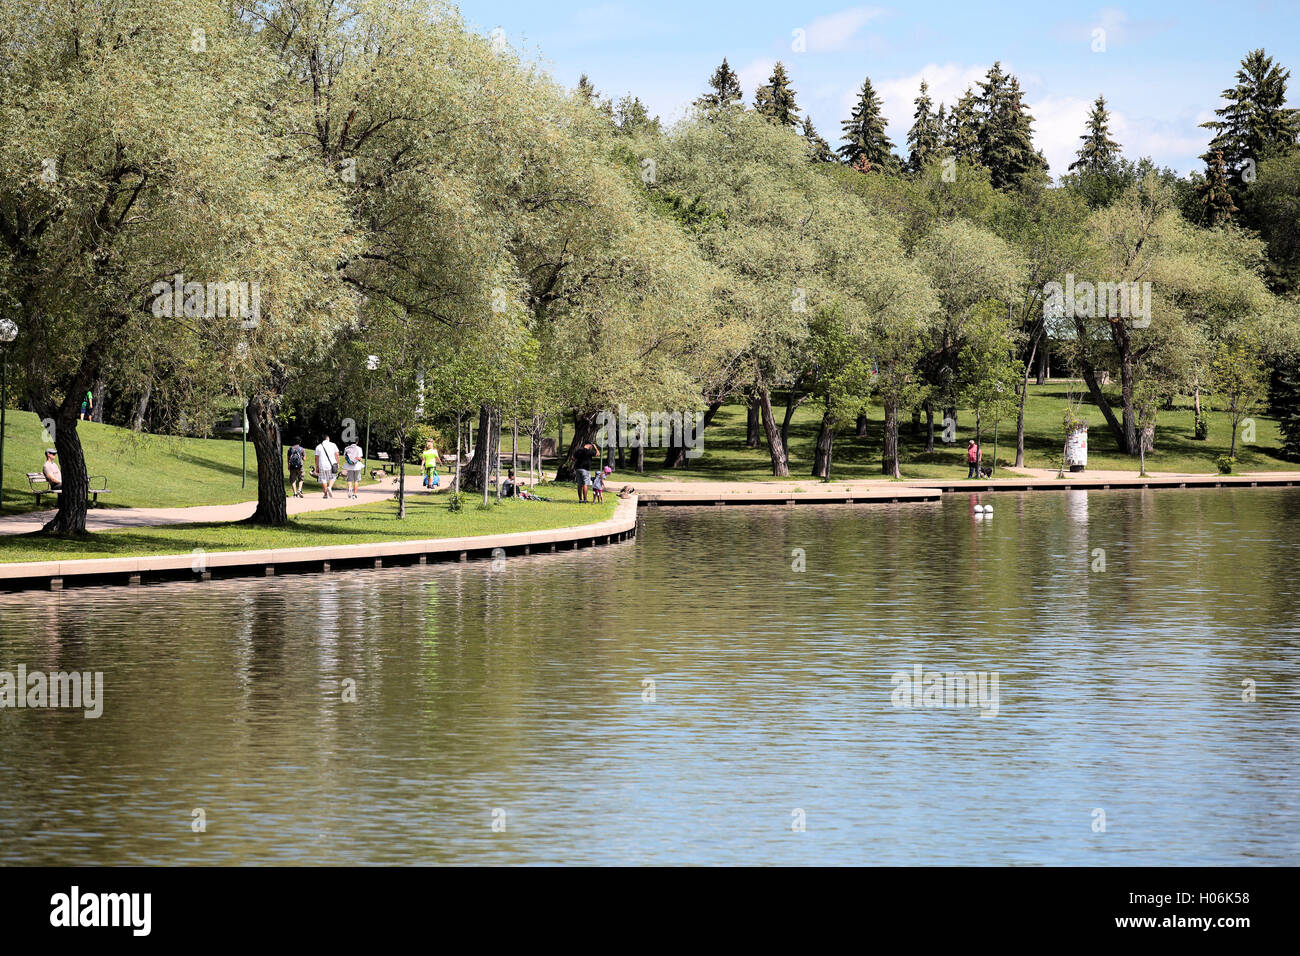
left=421, top=439, right=441, bottom=489
left=592, top=465, right=610, bottom=503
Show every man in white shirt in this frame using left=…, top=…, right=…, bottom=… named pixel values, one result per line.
left=341, top=440, right=364, bottom=499
left=315, top=433, right=340, bottom=498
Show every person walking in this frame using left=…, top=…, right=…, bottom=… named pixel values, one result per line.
left=420, top=439, right=441, bottom=490
left=287, top=438, right=307, bottom=498
left=342, top=439, right=364, bottom=499
left=315, top=433, right=340, bottom=498
left=967, top=439, right=981, bottom=479
left=573, top=441, right=598, bottom=503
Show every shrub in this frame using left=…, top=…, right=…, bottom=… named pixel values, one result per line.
left=1193, top=413, right=1208, bottom=440
left=403, top=423, right=451, bottom=463
left=1215, top=455, right=1236, bottom=474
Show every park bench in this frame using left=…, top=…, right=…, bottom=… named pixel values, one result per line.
left=376, top=451, right=394, bottom=474
left=25, top=473, right=112, bottom=508
left=26, top=473, right=60, bottom=507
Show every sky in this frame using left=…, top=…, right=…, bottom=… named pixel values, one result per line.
left=456, top=0, right=1300, bottom=178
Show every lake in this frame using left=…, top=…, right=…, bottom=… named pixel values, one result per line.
left=1, top=488, right=1297, bottom=864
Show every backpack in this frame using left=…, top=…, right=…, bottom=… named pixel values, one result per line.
left=344, top=447, right=359, bottom=467
left=288, top=446, right=304, bottom=469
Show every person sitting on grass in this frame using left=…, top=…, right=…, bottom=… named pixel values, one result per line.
left=42, top=449, right=62, bottom=490
left=502, top=468, right=519, bottom=497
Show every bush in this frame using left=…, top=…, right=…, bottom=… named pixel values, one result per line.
left=1194, top=413, right=1208, bottom=440
left=403, top=423, right=451, bottom=464
left=1215, top=455, right=1236, bottom=474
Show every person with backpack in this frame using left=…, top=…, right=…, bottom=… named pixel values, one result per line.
left=342, top=439, right=364, bottom=499
left=287, top=438, right=307, bottom=498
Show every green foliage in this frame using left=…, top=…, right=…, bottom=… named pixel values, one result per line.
left=839, top=76, right=897, bottom=170
left=1216, top=455, right=1237, bottom=474
left=754, top=62, right=800, bottom=127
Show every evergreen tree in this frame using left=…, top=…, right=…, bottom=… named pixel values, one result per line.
left=614, top=94, right=660, bottom=136
left=907, top=80, right=942, bottom=172
left=976, top=63, right=1046, bottom=189
left=1201, top=49, right=1300, bottom=181
left=696, top=57, right=743, bottom=110
left=838, top=76, right=896, bottom=170
left=945, top=87, right=981, bottom=161
left=1069, top=95, right=1122, bottom=173
left=754, top=62, right=800, bottom=127
left=801, top=115, right=836, bottom=163
left=1270, top=353, right=1300, bottom=460
left=1196, top=149, right=1240, bottom=226
left=575, top=73, right=613, bottom=118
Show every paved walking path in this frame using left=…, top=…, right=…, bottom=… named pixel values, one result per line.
left=0, top=473, right=440, bottom=535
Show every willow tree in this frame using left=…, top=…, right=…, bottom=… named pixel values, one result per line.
left=0, top=0, right=342, bottom=534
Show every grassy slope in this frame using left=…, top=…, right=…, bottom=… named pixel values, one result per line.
left=0, top=411, right=382, bottom=515
left=620, top=384, right=1292, bottom=481
left=0, top=484, right=616, bottom=563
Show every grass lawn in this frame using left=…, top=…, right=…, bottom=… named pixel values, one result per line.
left=0, top=411, right=380, bottom=515
left=0, top=484, right=616, bottom=563
left=614, top=383, right=1295, bottom=481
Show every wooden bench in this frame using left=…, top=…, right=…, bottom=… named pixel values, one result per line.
left=26, top=473, right=112, bottom=508
left=376, top=451, right=394, bottom=474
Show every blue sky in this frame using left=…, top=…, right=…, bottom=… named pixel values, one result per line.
left=456, top=1, right=1300, bottom=178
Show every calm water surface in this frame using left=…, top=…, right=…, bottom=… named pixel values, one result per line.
left=1, top=488, right=1298, bottom=865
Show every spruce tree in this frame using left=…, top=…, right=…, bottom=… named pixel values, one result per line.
left=1201, top=49, right=1300, bottom=181
left=907, top=80, right=942, bottom=172
left=696, top=58, right=743, bottom=110
left=1271, top=354, right=1300, bottom=460
left=838, top=76, right=896, bottom=170
left=754, top=62, right=800, bottom=127
left=1196, top=149, right=1240, bottom=226
left=1069, top=95, right=1122, bottom=173
left=801, top=115, right=836, bottom=163
left=976, top=64, right=1046, bottom=189
left=945, top=87, right=981, bottom=161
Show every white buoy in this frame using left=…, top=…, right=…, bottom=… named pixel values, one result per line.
left=984, top=504, right=993, bottom=515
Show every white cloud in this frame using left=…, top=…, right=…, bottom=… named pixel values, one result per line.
left=1025, top=95, right=1093, bottom=177
left=798, top=6, right=886, bottom=54
left=736, top=57, right=776, bottom=100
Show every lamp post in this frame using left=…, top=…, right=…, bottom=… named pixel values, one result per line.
left=364, top=354, right=378, bottom=470
left=0, top=318, right=17, bottom=508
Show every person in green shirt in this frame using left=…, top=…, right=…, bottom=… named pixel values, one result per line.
left=79, top=389, right=93, bottom=421
left=421, top=439, right=441, bottom=489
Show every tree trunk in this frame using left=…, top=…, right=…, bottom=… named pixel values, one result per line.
left=812, top=409, right=835, bottom=478
left=755, top=380, right=789, bottom=477
left=1119, top=350, right=1139, bottom=457
left=1035, top=344, right=1049, bottom=385
left=779, top=390, right=806, bottom=465
left=42, top=408, right=89, bottom=535
left=855, top=413, right=869, bottom=438
left=1077, top=355, right=1128, bottom=453
left=924, top=401, right=935, bottom=453
left=555, top=410, right=599, bottom=481
left=91, top=378, right=106, bottom=423
left=132, top=376, right=153, bottom=433
left=397, top=428, right=407, bottom=519
left=910, top=406, right=921, bottom=437
left=454, top=411, right=463, bottom=496
left=246, top=390, right=287, bottom=526
left=882, top=399, right=901, bottom=479
left=746, top=396, right=762, bottom=447
left=464, top=404, right=500, bottom=492
left=1193, top=379, right=1202, bottom=418
left=1015, top=334, right=1039, bottom=468
left=664, top=401, right=721, bottom=468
